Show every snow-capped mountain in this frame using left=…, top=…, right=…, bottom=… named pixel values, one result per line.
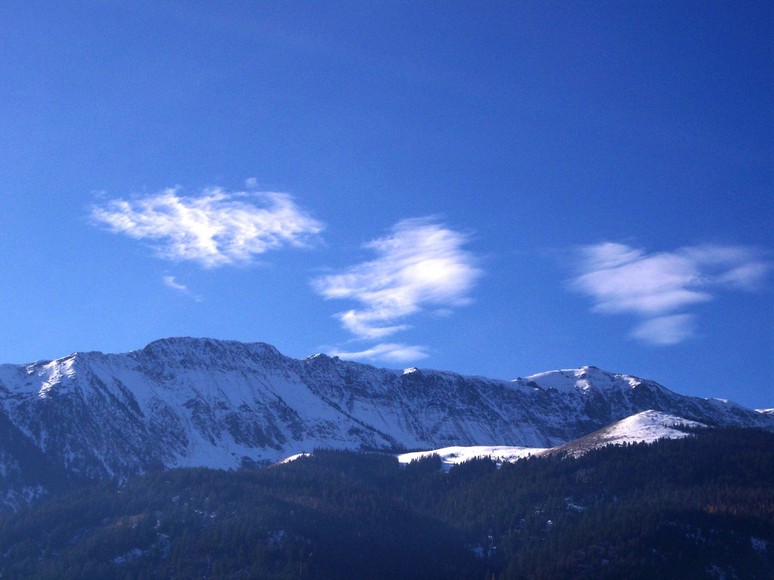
left=0, top=337, right=770, bottom=509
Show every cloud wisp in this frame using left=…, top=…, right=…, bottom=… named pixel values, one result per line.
left=313, top=218, right=482, bottom=363
left=92, top=188, right=324, bottom=268
left=162, top=275, right=202, bottom=302
left=572, top=242, right=769, bottom=345
left=328, top=343, right=430, bottom=363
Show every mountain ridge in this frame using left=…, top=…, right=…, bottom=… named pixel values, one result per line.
left=0, top=336, right=771, bottom=511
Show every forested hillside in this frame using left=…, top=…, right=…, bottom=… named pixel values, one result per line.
left=0, top=428, right=771, bottom=579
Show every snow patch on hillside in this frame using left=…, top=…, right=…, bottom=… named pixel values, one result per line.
left=596, top=410, right=704, bottom=444
left=397, top=445, right=549, bottom=471
left=276, top=453, right=312, bottom=465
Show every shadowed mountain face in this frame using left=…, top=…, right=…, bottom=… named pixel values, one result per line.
left=0, top=337, right=770, bottom=510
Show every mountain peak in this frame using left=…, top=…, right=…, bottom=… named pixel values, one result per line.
left=524, top=366, right=644, bottom=393
left=136, top=336, right=283, bottom=364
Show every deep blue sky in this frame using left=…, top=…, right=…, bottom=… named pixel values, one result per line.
left=1, top=2, right=771, bottom=408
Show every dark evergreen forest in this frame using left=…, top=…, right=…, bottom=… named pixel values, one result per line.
left=0, top=428, right=772, bottom=579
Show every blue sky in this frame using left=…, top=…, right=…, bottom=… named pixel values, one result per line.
left=1, top=1, right=771, bottom=408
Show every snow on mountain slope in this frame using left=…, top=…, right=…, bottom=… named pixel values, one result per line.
left=585, top=409, right=704, bottom=444
left=397, top=445, right=549, bottom=471
left=395, top=410, right=705, bottom=469
left=551, top=410, right=705, bottom=458
left=518, top=365, right=764, bottom=430
left=0, top=337, right=770, bottom=510
left=524, top=366, right=640, bottom=393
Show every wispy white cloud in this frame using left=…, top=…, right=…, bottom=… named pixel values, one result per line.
left=162, top=275, right=202, bottom=301
left=313, top=218, right=482, bottom=345
left=91, top=187, right=324, bottom=268
left=329, top=342, right=430, bottom=363
left=162, top=275, right=188, bottom=293
left=630, top=314, right=696, bottom=346
left=573, top=243, right=710, bottom=315
left=572, top=242, right=769, bottom=345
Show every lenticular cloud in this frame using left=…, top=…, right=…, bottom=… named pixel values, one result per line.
left=92, top=188, right=324, bottom=268
left=572, top=242, right=769, bottom=345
